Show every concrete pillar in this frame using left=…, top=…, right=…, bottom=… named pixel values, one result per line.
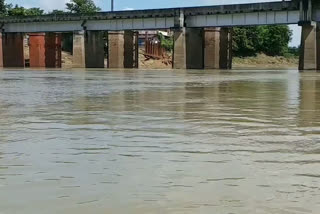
left=29, top=33, right=46, bottom=67
left=73, top=30, right=85, bottom=68
left=29, top=33, right=62, bottom=68
left=108, top=32, right=124, bottom=68
left=45, top=33, right=62, bottom=68
left=204, top=28, right=220, bottom=69
left=173, top=28, right=204, bottom=69
left=124, top=31, right=134, bottom=68
left=219, top=28, right=233, bottom=69
left=186, top=28, right=204, bottom=69
left=108, top=31, right=138, bottom=68
left=0, top=33, right=3, bottom=67
left=173, top=28, right=186, bottom=69
left=2, top=33, right=25, bottom=68
left=85, top=31, right=105, bottom=68
left=299, top=22, right=319, bottom=70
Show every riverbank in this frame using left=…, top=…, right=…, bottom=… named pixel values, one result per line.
left=233, top=53, right=299, bottom=69
left=35, top=50, right=299, bottom=69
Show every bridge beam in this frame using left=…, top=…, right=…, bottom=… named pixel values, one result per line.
left=108, top=31, right=138, bottom=68
left=299, top=22, right=320, bottom=70
left=29, top=33, right=62, bottom=68
left=2, top=33, right=25, bottom=68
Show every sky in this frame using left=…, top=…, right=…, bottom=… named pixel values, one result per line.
left=6, top=0, right=301, bottom=47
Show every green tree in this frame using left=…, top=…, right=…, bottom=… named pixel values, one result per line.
left=7, top=5, right=44, bottom=16
left=7, top=5, right=25, bottom=16
left=25, top=8, right=44, bottom=16
left=259, top=25, right=292, bottom=56
left=66, top=0, right=101, bottom=13
left=233, top=25, right=292, bottom=57
left=158, top=33, right=173, bottom=52
left=0, top=0, right=6, bottom=16
left=233, top=26, right=262, bottom=57
left=48, top=9, right=66, bottom=15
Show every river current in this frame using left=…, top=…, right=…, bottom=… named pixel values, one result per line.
left=0, top=69, right=319, bottom=213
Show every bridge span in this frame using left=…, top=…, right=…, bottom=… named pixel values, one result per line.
left=0, top=0, right=319, bottom=70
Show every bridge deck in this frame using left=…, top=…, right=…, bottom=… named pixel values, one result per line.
left=0, top=1, right=307, bottom=33
left=1, top=2, right=298, bottom=23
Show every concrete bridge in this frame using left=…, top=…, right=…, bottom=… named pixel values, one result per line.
left=0, top=0, right=319, bottom=70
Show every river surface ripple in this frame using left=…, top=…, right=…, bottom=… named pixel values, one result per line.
left=0, top=69, right=319, bottom=213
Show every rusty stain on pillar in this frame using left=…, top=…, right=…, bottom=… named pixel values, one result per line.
left=108, top=31, right=124, bottom=68
left=29, top=33, right=46, bottom=67
left=0, top=33, right=3, bottom=67
left=45, top=33, right=62, bottom=68
left=2, top=33, right=25, bottom=68
left=219, top=28, right=233, bottom=69
left=73, top=30, right=85, bottom=68
left=204, top=28, right=220, bottom=69
left=29, top=33, right=62, bottom=68
left=85, top=31, right=105, bottom=68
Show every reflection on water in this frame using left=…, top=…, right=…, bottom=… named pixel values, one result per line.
left=0, top=69, right=319, bottom=213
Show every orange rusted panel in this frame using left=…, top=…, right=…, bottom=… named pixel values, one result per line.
left=45, top=33, right=62, bottom=68
left=29, top=33, right=62, bottom=68
left=29, top=33, right=46, bottom=67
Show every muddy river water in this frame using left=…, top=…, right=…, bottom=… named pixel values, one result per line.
left=0, top=69, right=319, bottom=213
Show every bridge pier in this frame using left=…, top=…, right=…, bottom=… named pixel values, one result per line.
left=173, top=28, right=204, bottom=69
left=29, top=33, right=62, bottom=68
left=72, top=30, right=105, bottom=68
left=204, top=28, right=220, bottom=69
left=2, top=33, right=25, bottom=68
left=73, top=30, right=86, bottom=68
left=219, top=28, right=233, bottom=69
left=173, top=27, right=232, bottom=69
left=299, top=22, right=320, bottom=70
left=0, top=33, right=3, bottom=67
left=85, top=31, right=105, bottom=68
left=108, top=31, right=138, bottom=68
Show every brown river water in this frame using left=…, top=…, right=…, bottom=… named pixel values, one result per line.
left=0, top=69, right=319, bottom=214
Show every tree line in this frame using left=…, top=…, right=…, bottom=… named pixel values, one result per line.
left=0, top=0, right=295, bottom=57
left=0, top=0, right=100, bottom=16
left=233, top=26, right=296, bottom=57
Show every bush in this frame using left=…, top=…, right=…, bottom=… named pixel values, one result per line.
left=233, top=25, right=293, bottom=57
left=158, top=33, right=173, bottom=52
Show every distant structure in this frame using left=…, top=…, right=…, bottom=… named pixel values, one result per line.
left=111, top=0, right=114, bottom=12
